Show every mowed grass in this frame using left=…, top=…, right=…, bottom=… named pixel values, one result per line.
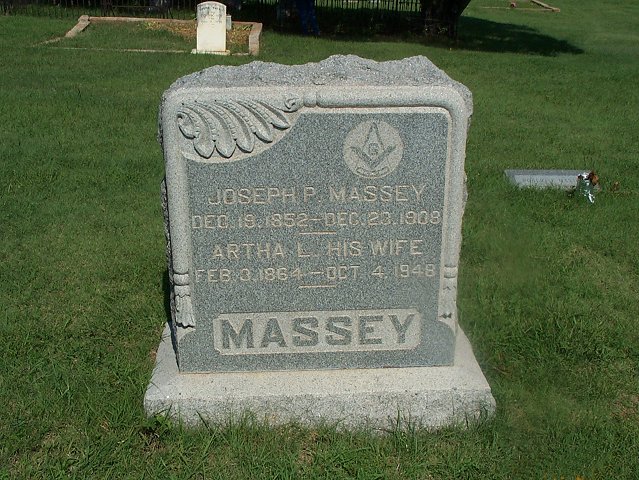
left=58, top=21, right=194, bottom=50
left=1, top=0, right=638, bottom=477
left=48, top=20, right=253, bottom=54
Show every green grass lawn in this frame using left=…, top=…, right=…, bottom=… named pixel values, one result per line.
left=1, top=0, right=638, bottom=477
left=58, top=21, right=194, bottom=51
left=48, top=20, right=252, bottom=54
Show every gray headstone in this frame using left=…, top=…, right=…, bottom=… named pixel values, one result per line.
left=146, top=55, right=495, bottom=428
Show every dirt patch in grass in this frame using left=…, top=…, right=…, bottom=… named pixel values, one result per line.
left=614, top=393, right=639, bottom=423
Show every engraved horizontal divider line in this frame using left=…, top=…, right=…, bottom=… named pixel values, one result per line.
left=162, top=86, right=470, bottom=331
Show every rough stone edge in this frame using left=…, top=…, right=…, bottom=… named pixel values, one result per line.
left=505, top=169, right=588, bottom=189
left=144, top=324, right=495, bottom=430
left=164, top=56, right=472, bottom=117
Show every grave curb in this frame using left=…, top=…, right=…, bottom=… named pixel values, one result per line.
left=52, top=15, right=262, bottom=55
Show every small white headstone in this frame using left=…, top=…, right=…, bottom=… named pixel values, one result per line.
left=194, top=1, right=227, bottom=54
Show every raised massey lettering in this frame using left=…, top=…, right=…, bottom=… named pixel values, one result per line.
left=292, top=317, right=319, bottom=347
left=359, top=315, right=383, bottom=345
left=389, top=313, right=415, bottom=343
left=326, top=316, right=352, bottom=345
left=221, top=319, right=254, bottom=349
left=213, top=310, right=421, bottom=355
left=261, top=318, right=287, bottom=347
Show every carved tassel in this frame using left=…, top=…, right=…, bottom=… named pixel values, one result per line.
left=175, top=285, right=196, bottom=327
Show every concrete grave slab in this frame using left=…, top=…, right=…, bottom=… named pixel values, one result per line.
left=505, top=169, right=588, bottom=189
left=146, top=323, right=495, bottom=429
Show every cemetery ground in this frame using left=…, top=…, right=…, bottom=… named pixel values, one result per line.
left=46, top=18, right=254, bottom=54
left=0, top=0, right=637, bottom=477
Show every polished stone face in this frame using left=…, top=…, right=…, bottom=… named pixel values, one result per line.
left=160, top=55, right=472, bottom=372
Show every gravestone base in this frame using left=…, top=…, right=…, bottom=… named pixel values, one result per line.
left=191, top=48, right=230, bottom=55
left=144, top=324, right=495, bottom=429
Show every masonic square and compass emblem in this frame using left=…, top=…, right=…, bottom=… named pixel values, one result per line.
left=343, top=120, right=404, bottom=179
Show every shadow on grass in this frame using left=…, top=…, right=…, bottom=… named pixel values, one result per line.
left=269, top=9, right=583, bottom=57
left=455, top=16, right=584, bottom=55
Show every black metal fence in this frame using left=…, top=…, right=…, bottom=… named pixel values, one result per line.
left=2, top=0, right=200, bottom=19
left=2, top=0, right=423, bottom=32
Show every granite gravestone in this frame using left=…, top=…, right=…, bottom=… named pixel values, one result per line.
left=193, top=1, right=227, bottom=55
left=146, top=55, right=495, bottom=428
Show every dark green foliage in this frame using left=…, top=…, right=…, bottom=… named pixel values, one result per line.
left=421, top=0, right=472, bottom=37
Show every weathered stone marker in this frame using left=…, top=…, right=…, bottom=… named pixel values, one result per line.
left=505, top=169, right=589, bottom=189
left=146, top=55, right=495, bottom=428
left=193, top=1, right=227, bottom=55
